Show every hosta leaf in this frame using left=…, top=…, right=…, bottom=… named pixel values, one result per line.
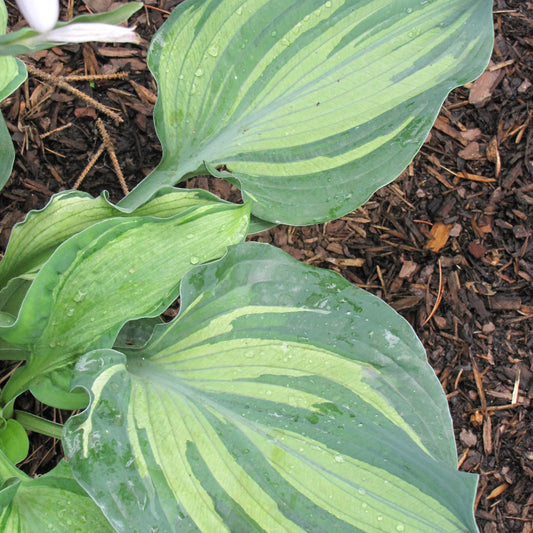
left=29, top=366, right=89, bottom=410
left=0, top=278, right=31, bottom=318
left=0, top=419, right=28, bottom=464
left=0, top=453, right=114, bottom=532
left=0, top=187, right=231, bottom=289
left=30, top=318, right=163, bottom=410
left=0, top=0, right=27, bottom=191
left=113, top=317, right=164, bottom=351
left=64, top=243, right=478, bottom=532
left=0, top=202, right=249, bottom=403
left=120, top=0, right=493, bottom=224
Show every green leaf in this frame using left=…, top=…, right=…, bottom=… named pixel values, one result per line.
left=0, top=201, right=250, bottom=403
left=0, top=0, right=27, bottom=191
left=0, top=419, right=28, bottom=464
left=0, top=2, right=142, bottom=57
left=29, top=366, right=89, bottom=410
left=0, top=278, right=31, bottom=319
left=64, top=242, right=478, bottom=532
left=113, top=317, right=164, bottom=351
left=120, top=0, right=493, bottom=224
left=0, top=187, right=232, bottom=289
left=0, top=454, right=114, bottom=532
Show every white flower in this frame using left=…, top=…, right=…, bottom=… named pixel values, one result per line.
left=39, top=23, right=140, bottom=44
left=15, top=0, right=139, bottom=44
left=16, top=0, right=59, bottom=33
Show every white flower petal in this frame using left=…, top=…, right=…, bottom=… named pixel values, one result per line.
left=38, top=23, right=140, bottom=44
left=16, top=0, right=59, bottom=33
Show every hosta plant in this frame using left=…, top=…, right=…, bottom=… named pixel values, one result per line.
left=0, top=0, right=493, bottom=531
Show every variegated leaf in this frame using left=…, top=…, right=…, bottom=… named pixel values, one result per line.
left=0, top=452, right=114, bottom=532
left=64, top=243, right=478, bottom=532
left=0, top=202, right=249, bottom=406
left=120, top=0, right=493, bottom=224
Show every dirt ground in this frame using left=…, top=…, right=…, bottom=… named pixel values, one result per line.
left=0, top=1, right=531, bottom=531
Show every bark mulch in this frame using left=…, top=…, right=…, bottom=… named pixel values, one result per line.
left=0, top=1, right=531, bottom=531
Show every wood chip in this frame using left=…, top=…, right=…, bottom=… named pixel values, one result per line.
left=460, top=428, right=478, bottom=447
left=458, top=142, right=483, bottom=160
left=424, top=222, right=452, bottom=252
left=468, top=68, right=505, bottom=107
left=399, top=260, right=419, bottom=279
left=488, top=296, right=522, bottom=310
left=486, top=483, right=510, bottom=500
left=456, top=170, right=496, bottom=183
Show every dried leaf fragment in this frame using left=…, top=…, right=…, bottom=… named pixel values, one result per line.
left=486, top=137, right=501, bottom=177
left=424, top=222, right=452, bottom=252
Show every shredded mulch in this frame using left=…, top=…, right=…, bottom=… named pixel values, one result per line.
left=0, top=1, right=531, bottom=531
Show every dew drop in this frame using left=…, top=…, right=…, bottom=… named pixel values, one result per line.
left=325, top=1, right=332, bottom=7
left=207, top=45, right=219, bottom=57
left=190, top=256, right=200, bottom=265
left=406, top=6, right=413, bottom=13
left=194, top=68, right=204, bottom=77
left=358, top=487, right=366, bottom=494
left=396, top=525, right=405, bottom=532
left=73, top=289, right=87, bottom=303
left=334, top=454, right=344, bottom=463
left=236, top=6, right=243, bottom=15
left=66, top=308, right=74, bottom=317
left=271, top=30, right=277, bottom=37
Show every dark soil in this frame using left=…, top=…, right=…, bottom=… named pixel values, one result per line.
left=0, top=1, right=531, bottom=531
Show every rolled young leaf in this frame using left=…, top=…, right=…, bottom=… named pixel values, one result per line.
left=64, top=242, right=478, bottom=532
left=120, top=0, right=493, bottom=224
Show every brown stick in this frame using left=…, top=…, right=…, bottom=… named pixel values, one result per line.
left=72, top=143, right=105, bottom=190
left=26, top=63, right=123, bottom=124
left=96, top=119, right=129, bottom=195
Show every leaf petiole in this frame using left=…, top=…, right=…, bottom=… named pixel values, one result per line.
left=14, top=410, right=63, bottom=440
